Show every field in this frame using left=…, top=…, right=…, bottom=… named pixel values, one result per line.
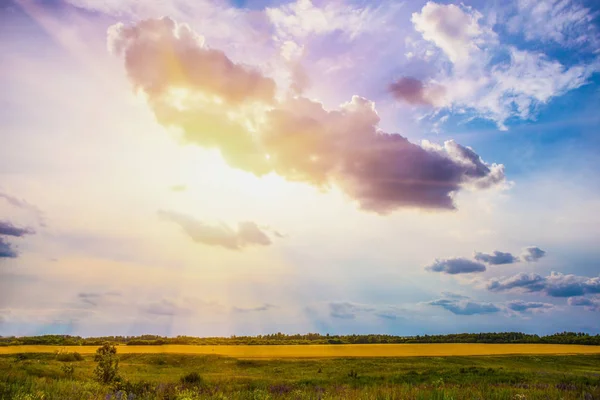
left=3, top=344, right=600, bottom=358
left=2, top=345, right=600, bottom=399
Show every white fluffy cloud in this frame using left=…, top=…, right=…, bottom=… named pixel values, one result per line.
left=411, top=2, right=494, bottom=65
left=407, top=1, right=599, bottom=130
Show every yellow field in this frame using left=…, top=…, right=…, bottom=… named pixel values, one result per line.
left=2, top=344, right=600, bottom=358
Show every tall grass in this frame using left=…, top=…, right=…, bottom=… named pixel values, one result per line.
left=2, top=353, right=599, bottom=399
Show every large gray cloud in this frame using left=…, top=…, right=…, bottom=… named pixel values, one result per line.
left=0, top=237, right=17, bottom=258
left=158, top=210, right=272, bottom=250
left=426, top=257, right=487, bottom=274
left=474, top=250, right=519, bottom=265
left=426, top=298, right=500, bottom=315
left=521, top=246, right=546, bottom=262
left=488, top=272, right=600, bottom=297
left=109, top=17, right=505, bottom=213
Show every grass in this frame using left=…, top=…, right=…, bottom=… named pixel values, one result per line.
left=1, top=349, right=600, bottom=399
left=2, top=343, right=600, bottom=358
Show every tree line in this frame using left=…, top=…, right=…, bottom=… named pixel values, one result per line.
left=1, top=331, right=599, bottom=346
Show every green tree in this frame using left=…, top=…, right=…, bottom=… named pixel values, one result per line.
left=94, top=343, right=120, bottom=384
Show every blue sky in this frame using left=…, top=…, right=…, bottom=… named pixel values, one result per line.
left=1, top=0, right=600, bottom=337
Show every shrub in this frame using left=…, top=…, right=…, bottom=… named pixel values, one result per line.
left=94, top=343, right=120, bottom=384
left=61, top=364, right=75, bottom=378
left=180, top=371, right=203, bottom=386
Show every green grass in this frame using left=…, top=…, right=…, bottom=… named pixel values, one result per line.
left=1, top=352, right=600, bottom=399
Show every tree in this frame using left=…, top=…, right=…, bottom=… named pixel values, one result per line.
left=94, top=343, right=120, bottom=384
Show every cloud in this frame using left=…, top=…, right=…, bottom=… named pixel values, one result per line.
left=389, top=77, right=446, bottom=106
left=408, top=2, right=599, bottom=129
left=0, top=221, right=34, bottom=237
left=158, top=210, right=272, bottom=250
left=329, top=302, right=374, bottom=319
left=568, top=297, right=600, bottom=312
left=506, top=300, right=554, bottom=312
left=107, top=18, right=276, bottom=104
left=474, top=250, right=519, bottom=265
left=327, top=301, right=404, bottom=320
left=521, top=246, right=546, bottom=262
left=232, top=303, right=275, bottom=313
left=411, top=2, right=493, bottom=64
left=77, top=291, right=121, bottom=307
left=110, top=17, right=505, bottom=213
left=266, top=0, right=380, bottom=41
left=488, top=272, right=600, bottom=297
left=505, top=0, right=599, bottom=49
left=140, top=298, right=193, bottom=317
left=0, top=237, right=17, bottom=258
left=426, top=257, right=486, bottom=274
left=0, top=192, right=45, bottom=227
left=426, top=298, right=500, bottom=315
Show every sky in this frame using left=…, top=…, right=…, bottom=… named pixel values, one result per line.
left=1, top=0, right=600, bottom=337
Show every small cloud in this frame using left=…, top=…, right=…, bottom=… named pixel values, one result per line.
left=329, top=302, right=374, bottom=319
left=0, top=192, right=46, bottom=227
left=0, top=237, right=18, bottom=258
left=568, top=297, right=600, bottom=312
left=474, top=250, right=519, bottom=265
left=77, top=291, right=122, bottom=307
left=232, top=304, right=275, bottom=313
left=140, top=299, right=193, bottom=317
left=389, top=77, right=445, bottom=106
left=506, top=300, right=554, bottom=313
left=0, top=221, right=35, bottom=237
left=425, top=298, right=500, bottom=315
left=426, top=257, right=486, bottom=274
left=158, top=210, right=273, bottom=250
left=521, top=246, right=546, bottom=262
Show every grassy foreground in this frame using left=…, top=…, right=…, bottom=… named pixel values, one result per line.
left=2, top=351, right=600, bottom=399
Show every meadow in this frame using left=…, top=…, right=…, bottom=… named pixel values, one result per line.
left=2, top=345, right=600, bottom=399
left=3, top=344, right=600, bottom=358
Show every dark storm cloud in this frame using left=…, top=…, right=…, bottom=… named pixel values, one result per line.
left=488, top=272, right=600, bottom=297
left=109, top=17, right=505, bottom=214
left=426, top=257, right=487, bottom=274
left=158, top=210, right=272, bottom=250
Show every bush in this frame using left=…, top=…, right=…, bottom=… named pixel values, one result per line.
left=61, top=364, right=75, bottom=378
left=94, top=343, right=120, bottom=384
left=180, top=371, right=203, bottom=385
